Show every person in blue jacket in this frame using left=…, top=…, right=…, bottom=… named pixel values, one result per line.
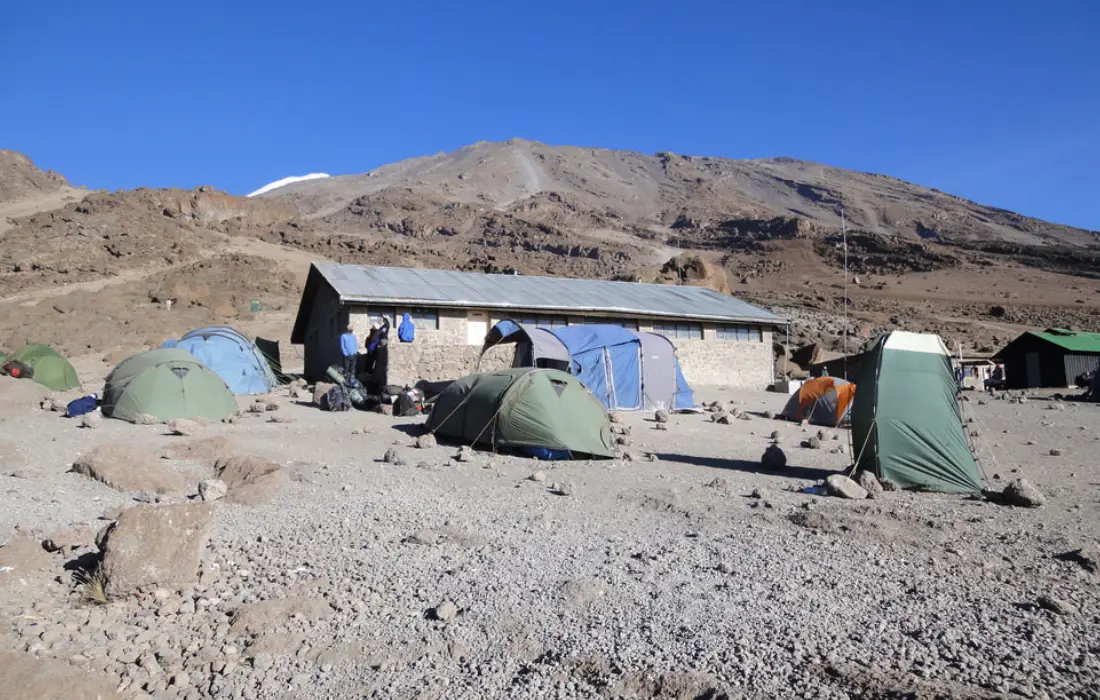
left=398, top=313, right=415, bottom=343
left=339, top=325, right=359, bottom=378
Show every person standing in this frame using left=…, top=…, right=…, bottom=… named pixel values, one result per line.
left=340, top=325, right=359, bottom=379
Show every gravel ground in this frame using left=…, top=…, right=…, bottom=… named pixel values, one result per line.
left=1, top=367, right=1098, bottom=700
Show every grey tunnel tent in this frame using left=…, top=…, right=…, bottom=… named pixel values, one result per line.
left=850, top=331, right=983, bottom=493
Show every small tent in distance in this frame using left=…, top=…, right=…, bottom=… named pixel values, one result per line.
left=8, top=344, right=81, bottom=392
left=426, top=368, right=615, bottom=459
left=850, top=331, right=983, bottom=493
left=102, top=349, right=237, bottom=423
left=780, top=377, right=855, bottom=427
left=162, top=327, right=278, bottom=395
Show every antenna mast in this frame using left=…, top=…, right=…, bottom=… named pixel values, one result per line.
left=842, top=205, right=849, bottom=377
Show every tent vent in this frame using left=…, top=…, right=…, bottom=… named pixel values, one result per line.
left=550, top=379, right=567, bottom=397
left=171, top=367, right=190, bottom=379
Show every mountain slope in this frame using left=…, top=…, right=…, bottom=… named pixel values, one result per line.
left=260, top=139, right=1098, bottom=249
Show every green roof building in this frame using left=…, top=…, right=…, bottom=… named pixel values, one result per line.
left=992, top=328, right=1100, bottom=389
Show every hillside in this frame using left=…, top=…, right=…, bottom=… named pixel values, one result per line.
left=1, top=143, right=1098, bottom=367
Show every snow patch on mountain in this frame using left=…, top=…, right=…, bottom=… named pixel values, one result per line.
left=247, top=173, right=331, bottom=197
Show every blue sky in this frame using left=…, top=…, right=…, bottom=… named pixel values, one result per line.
left=3, top=1, right=1098, bottom=229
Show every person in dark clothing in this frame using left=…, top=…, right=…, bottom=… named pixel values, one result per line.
left=363, top=324, right=380, bottom=374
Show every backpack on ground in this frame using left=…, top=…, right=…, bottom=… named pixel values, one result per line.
left=394, top=388, right=424, bottom=417
left=2, top=360, right=33, bottom=379
left=319, top=385, right=351, bottom=412
left=66, top=395, right=99, bottom=417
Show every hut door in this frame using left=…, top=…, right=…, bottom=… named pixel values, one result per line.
left=1025, top=352, right=1041, bottom=387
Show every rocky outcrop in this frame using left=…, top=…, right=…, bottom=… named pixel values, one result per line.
left=99, top=503, right=215, bottom=597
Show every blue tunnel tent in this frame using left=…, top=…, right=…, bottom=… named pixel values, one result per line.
left=480, top=320, right=695, bottom=411
left=162, top=326, right=278, bottom=395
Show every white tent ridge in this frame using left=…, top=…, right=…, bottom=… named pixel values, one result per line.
left=247, top=173, right=331, bottom=197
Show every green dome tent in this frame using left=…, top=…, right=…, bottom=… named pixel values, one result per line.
left=10, top=344, right=81, bottom=392
left=102, top=349, right=237, bottom=423
left=850, top=331, right=983, bottom=493
left=426, top=368, right=615, bottom=458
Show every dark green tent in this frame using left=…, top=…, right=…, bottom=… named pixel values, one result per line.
left=10, top=344, right=81, bottom=392
left=426, top=368, right=615, bottom=458
left=850, top=331, right=983, bottom=493
left=102, top=349, right=237, bottom=422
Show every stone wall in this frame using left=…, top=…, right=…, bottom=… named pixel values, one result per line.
left=336, top=303, right=775, bottom=389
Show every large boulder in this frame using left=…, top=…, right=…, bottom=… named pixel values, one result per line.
left=824, top=474, right=868, bottom=500
left=71, top=444, right=187, bottom=493
left=0, top=651, right=121, bottom=700
left=761, top=444, right=786, bottom=471
left=99, top=502, right=215, bottom=597
left=214, top=455, right=290, bottom=505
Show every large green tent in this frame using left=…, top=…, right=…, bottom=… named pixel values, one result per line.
left=10, top=344, right=81, bottom=392
left=102, top=348, right=237, bottom=422
left=850, top=331, right=983, bottom=493
left=426, top=368, right=615, bottom=458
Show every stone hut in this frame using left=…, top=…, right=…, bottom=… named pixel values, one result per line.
left=290, top=264, right=786, bottom=389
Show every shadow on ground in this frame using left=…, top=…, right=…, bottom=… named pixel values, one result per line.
left=655, top=452, right=838, bottom=481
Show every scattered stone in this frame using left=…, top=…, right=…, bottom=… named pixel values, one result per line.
left=415, top=433, right=437, bottom=449
left=1037, top=595, right=1074, bottom=616
left=761, top=444, right=786, bottom=471
left=550, top=482, right=574, bottom=497
left=167, top=419, right=198, bottom=436
left=801, top=437, right=822, bottom=450
left=72, top=444, right=187, bottom=493
left=248, top=402, right=266, bottom=414
left=432, top=600, right=458, bottom=622
left=1003, top=478, right=1045, bottom=508
left=528, top=471, right=547, bottom=482
left=738, top=412, right=752, bottom=421
left=654, top=410, right=669, bottom=424
left=768, top=430, right=780, bottom=441
left=614, top=435, right=630, bottom=445
left=1055, top=547, right=1098, bottom=573
left=620, top=451, right=635, bottom=462
left=856, top=470, right=884, bottom=499
left=1049, top=448, right=1063, bottom=457
left=824, top=474, right=868, bottom=500
left=764, top=410, right=775, bottom=420
left=213, top=456, right=290, bottom=505
left=711, top=411, right=731, bottom=425
left=130, top=413, right=158, bottom=425
left=608, top=412, right=622, bottom=424
left=197, top=479, right=227, bottom=502
left=267, top=415, right=293, bottom=424
left=99, top=502, right=215, bottom=597
left=644, top=452, right=658, bottom=462
left=653, top=423, right=668, bottom=432
left=80, top=411, right=103, bottom=429
left=454, top=447, right=475, bottom=463
left=230, top=598, right=335, bottom=635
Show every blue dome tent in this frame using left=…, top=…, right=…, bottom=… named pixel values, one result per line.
left=480, top=320, right=695, bottom=412
left=162, top=326, right=278, bottom=395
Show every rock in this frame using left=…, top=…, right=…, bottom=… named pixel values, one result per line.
left=197, top=479, right=227, bottom=502
left=454, top=447, right=475, bottom=463
left=738, top=412, right=752, bottom=421
left=764, top=410, right=775, bottom=420
left=80, top=411, right=103, bottom=429
left=654, top=410, right=669, bottom=424
left=383, top=448, right=407, bottom=465
left=645, top=452, right=658, bottom=462
left=1049, top=448, right=1063, bottom=457
left=72, top=444, right=187, bottom=493
left=414, top=433, right=436, bottom=449
left=801, top=437, right=821, bottom=449
left=879, top=478, right=898, bottom=492
left=248, top=402, right=266, bottom=414
left=0, top=651, right=121, bottom=699
left=528, top=471, right=547, bottom=482
left=1056, top=547, right=1098, bottom=574
left=614, top=435, right=630, bottom=446
left=432, top=600, right=458, bottom=622
left=1003, top=478, right=1044, bottom=508
left=99, top=502, right=215, bottom=597
left=761, top=444, right=786, bottom=471
left=230, top=598, right=335, bottom=635
left=267, top=415, right=293, bottom=424
left=1036, top=595, right=1075, bottom=616
left=711, top=411, right=731, bottom=424
left=768, top=430, right=780, bottom=441
left=41, top=524, right=95, bottom=553
left=608, top=412, right=622, bottom=424
left=654, top=423, right=668, bottom=432
left=167, top=419, right=198, bottom=436
left=130, top=413, right=158, bottom=425
left=856, top=471, right=884, bottom=499
left=213, top=456, right=290, bottom=505
left=312, top=382, right=335, bottom=406
left=550, top=482, right=574, bottom=497
left=824, top=474, right=868, bottom=500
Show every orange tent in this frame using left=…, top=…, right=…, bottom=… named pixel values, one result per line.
left=780, top=377, right=855, bottom=427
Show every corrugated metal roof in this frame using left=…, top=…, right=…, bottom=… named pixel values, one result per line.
left=1031, top=329, right=1100, bottom=353
left=313, top=264, right=785, bottom=324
